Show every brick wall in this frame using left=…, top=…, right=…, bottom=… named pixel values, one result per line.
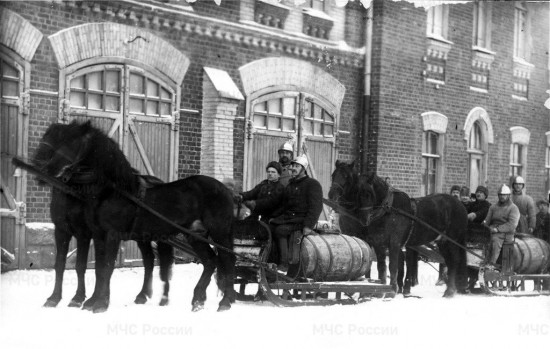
left=369, top=0, right=549, bottom=201
left=0, top=0, right=365, bottom=222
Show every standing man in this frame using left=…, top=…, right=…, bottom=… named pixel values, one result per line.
left=510, top=176, right=536, bottom=234
left=277, top=141, right=294, bottom=187
left=483, top=184, right=520, bottom=268
left=269, top=154, right=323, bottom=271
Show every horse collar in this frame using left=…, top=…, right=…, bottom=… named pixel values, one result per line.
left=365, top=188, right=395, bottom=225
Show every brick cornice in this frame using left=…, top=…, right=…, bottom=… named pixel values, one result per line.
left=0, top=7, right=43, bottom=61
left=60, top=0, right=364, bottom=68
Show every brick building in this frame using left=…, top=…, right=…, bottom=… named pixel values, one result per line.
left=0, top=0, right=548, bottom=269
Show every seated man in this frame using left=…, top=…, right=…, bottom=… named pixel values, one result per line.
left=467, top=185, right=491, bottom=227
left=482, top=184, right=520, bottom=268
left=534, top=199, right=550, bottom=242
left=238, top=161, right=284, bottom=223
left=269, top=154, right=323, bottom=271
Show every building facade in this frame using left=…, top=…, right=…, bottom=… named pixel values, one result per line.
left=0, top=0, right=548, bottom=270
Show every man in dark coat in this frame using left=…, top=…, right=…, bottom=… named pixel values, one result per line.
left=239, top=161, right=284, bottom=223
left=534, top=199, right=550, bottom=242
left=269, top=154, right=323, bottom=270
left=466, top=185, right=491, bottom=224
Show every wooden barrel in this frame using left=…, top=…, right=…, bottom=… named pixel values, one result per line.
left=300, top=233, right=371, bottom=281
left=511, top=236, right=550, bottom=274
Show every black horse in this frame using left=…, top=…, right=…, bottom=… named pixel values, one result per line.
left=33, top=121, right=235, bottom=312
left=32, top=125, right=164, bottom=309
left=329, top=161, right=468, bottom=297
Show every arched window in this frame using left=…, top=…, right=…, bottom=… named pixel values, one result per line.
left=248, top=91, right=337, bottom=198
left=420, top=111, right=447, bottom=195
left=467, top=121, right=486, bottom=190
left=65, top=64, right=177, bottom=182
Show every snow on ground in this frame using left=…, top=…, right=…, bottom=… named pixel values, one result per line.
left=1, top=262, right=549, bottom=349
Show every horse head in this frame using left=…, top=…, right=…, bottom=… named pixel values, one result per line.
left=32, top=121, right=95, bottom=182
left=357, top=172, right=391, bottom=225
left=33, top=120, right=137, bottom=193
left=329, top=160, right=358, bottom=206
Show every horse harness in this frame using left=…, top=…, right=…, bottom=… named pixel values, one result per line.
left=363, top=187, right=417, bottom=248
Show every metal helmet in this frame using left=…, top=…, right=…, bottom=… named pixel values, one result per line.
left=291, top=154, right=309, bottom=169
left=498, top=184, right=512, bottom=195
left=278, top=141, right=293, bottom=153
left=513, top=176, right=525, bottom=185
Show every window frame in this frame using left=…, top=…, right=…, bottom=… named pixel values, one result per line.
left=514, top=1, right=529, bottom=60
left=472, top=0, right=492, bottom=49
left=421, top=130, right=443, bottom=196
left=426, top=4, right=450, bottom=40
left=467, top=121, right=487, bottom=191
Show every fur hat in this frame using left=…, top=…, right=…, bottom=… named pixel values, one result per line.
left=450, top=185, right=461, bottom=193
left=266, top=161, right=282, bottom=175
left=460, top=186, right=470, bottom=197
left=475, top=185, right=488, bottom=197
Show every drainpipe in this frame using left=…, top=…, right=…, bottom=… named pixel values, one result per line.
left=361, top=2, right=373, bottom=173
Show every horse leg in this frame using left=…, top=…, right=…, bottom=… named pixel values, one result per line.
left=68, top=236, right=91, bottom=307
left=373, top=245, right=387, bottom=284
left=91, top=237, right=120, bottom=313
left=439, top=242, right=457, bottom=297
left=214, top=235, right=236, bottom=312
left=388, top=243, right=401, bottom=294
left=403, top=248, right=418, bottom=295
left=190, top=240, right=217, bottom=312
left=44, top=229, right=71, bottom=307
left=157, top=241, right=174, bottom=306
left=397, top=250, right=405, bottom=294
left=134, top=241, right=154, bottom=304
left=82, top=238, right=105, bottom=311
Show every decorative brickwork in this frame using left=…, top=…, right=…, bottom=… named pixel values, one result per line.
left=0, top=7, right=43, bottom=61
left=48, top=22, right=190, bottom=85
left=239, top=57, right=345, bottom=110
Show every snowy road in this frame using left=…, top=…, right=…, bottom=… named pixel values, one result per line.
left=1, top=262, right=549, bottom=349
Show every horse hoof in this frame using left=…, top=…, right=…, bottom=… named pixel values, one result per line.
left=217, top=304, right=231, bottom=312
left=443, top=290, right=455, bottom=298
left=43, top=299, right=60, bottom=308
left=159, top=297, right=169, bottom=306
left=191, top=301, right=204, bottom=312
left=134, top=296, right=148, bottom=305
left=92, top=306, right=108, bottom=314
left=68, top=299, right=83, bottom=308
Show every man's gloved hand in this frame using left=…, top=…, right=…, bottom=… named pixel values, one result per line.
left=243, top=200, right=256, bottom=210
left=303, top=227, right=315, bottom=236
left=467, top=213, right=476, bottom=221
left=528, top=227, right=534, bottom=234
left=233, top=193, right=243, bottom=203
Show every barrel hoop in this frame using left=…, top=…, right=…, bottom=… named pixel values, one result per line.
left=318, top=234, right=333, bottom=281
left=341, top=235, right=356, bottom=281
left=532, top=238, right=549, bottom=273
left=520, top=238, right=533, bottom=273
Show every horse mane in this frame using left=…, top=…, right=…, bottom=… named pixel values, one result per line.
left=77, top=122, right=138, bottom=193
left=364, top=172, right=390, bottom=206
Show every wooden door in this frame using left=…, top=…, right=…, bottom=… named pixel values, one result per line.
left=246, top=92, right=299, bottom=190
left=64, top=64, right=178, bottom=267
left=245, top=92, right=337, bottom=222
left=1, top=55, right=26, bottom=270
